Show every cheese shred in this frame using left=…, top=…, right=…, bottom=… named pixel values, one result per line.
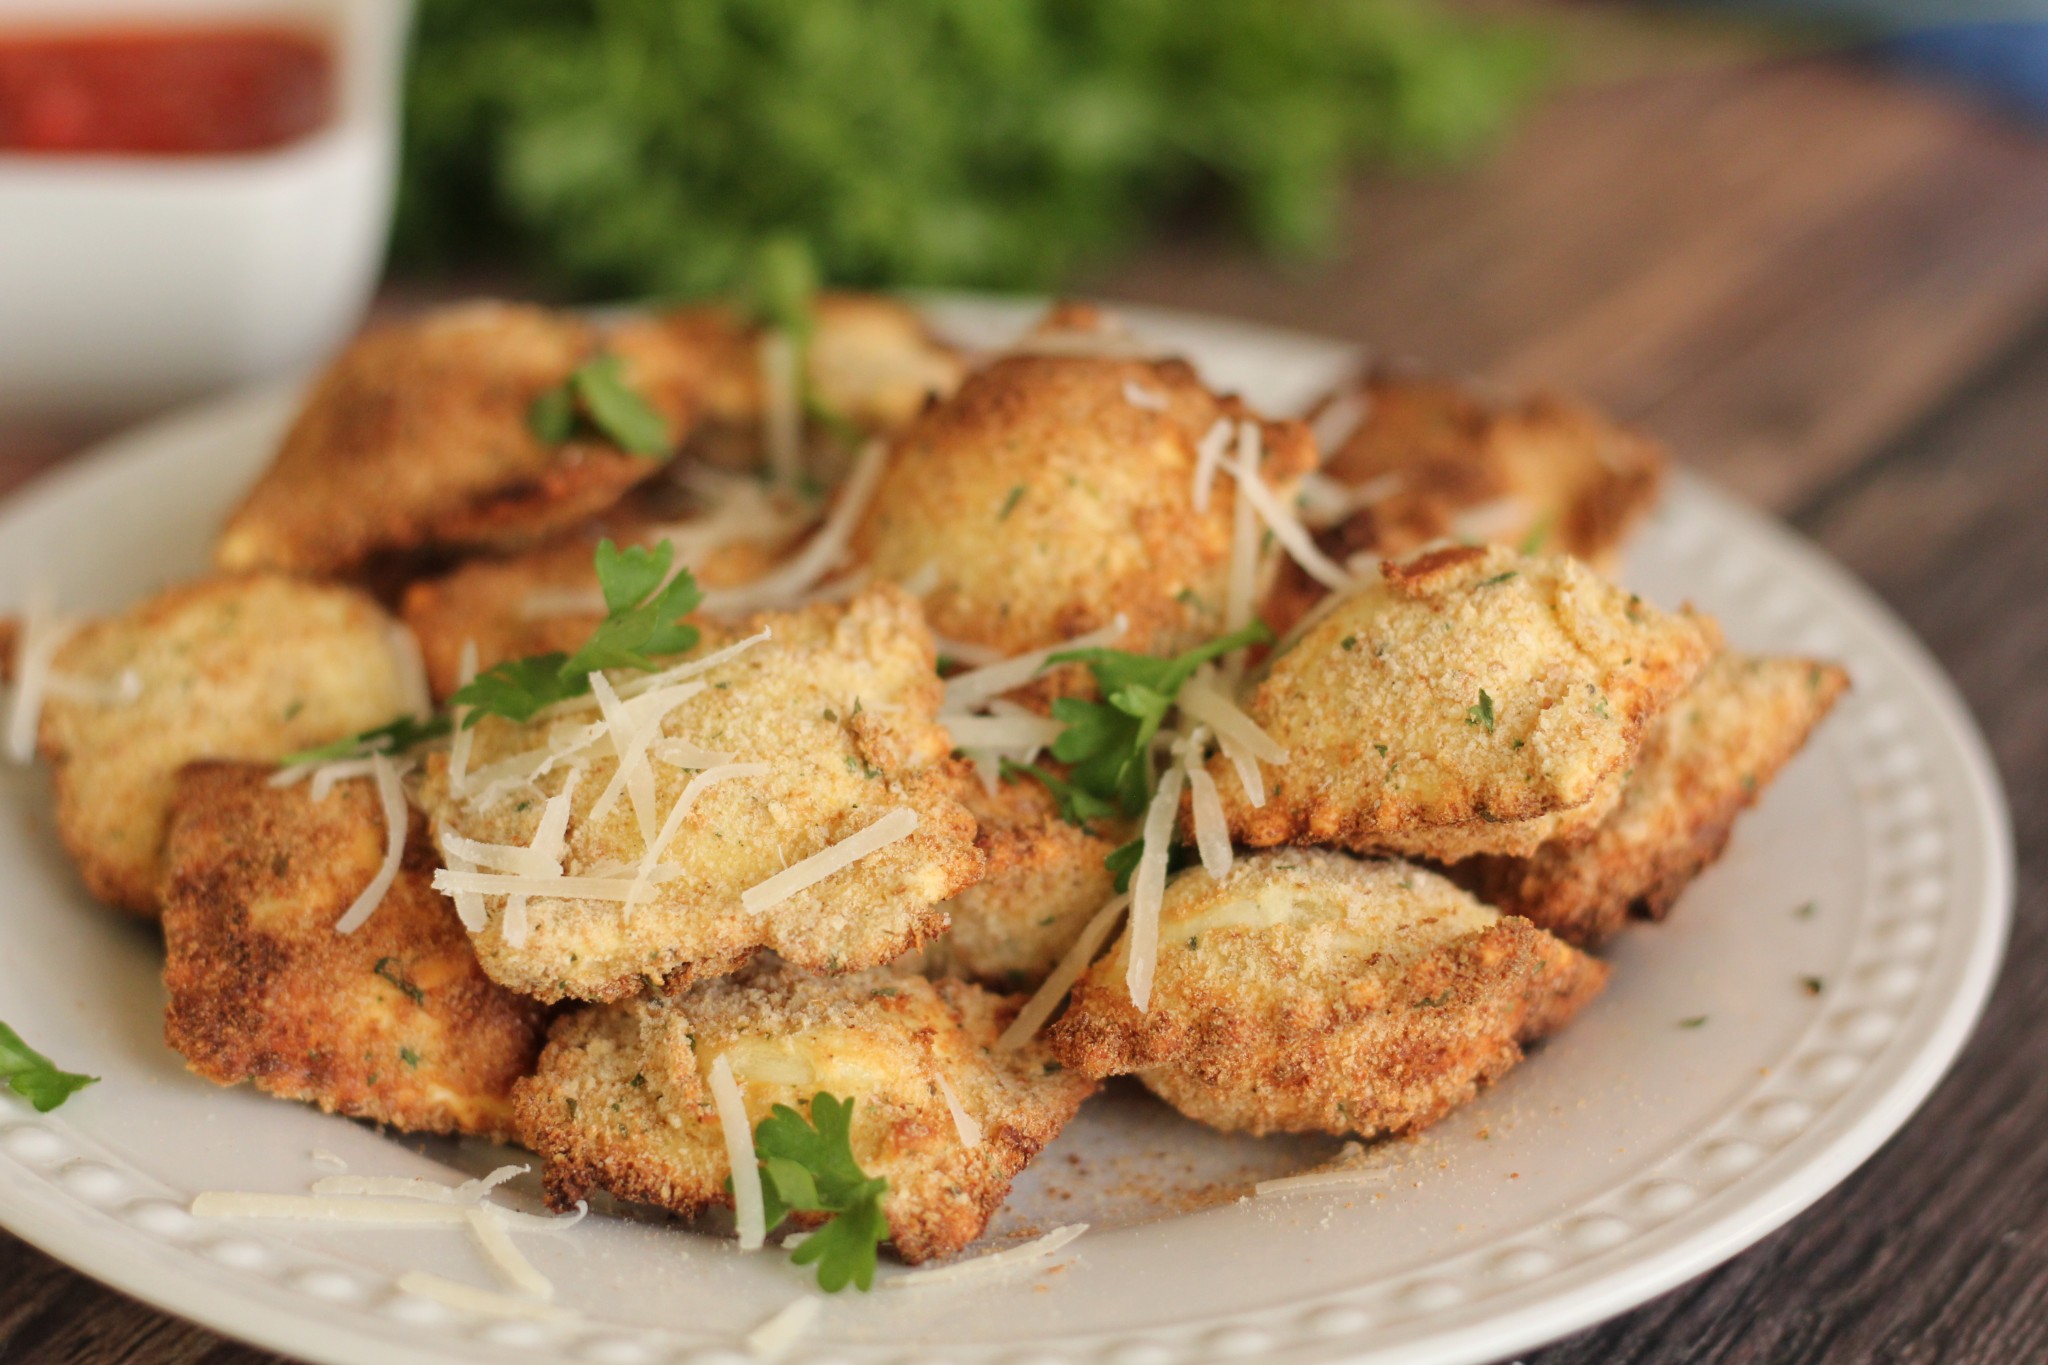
left=934, top=1075, right=983, bottom=1149
left=997, top=891, right=1130, bottom=1051
left=1126, top=767, right=1185, bottom=1012
left=334, top=753, right=407, bottom=934
left=743, top=1295, right=822, bottom=1358
left=395, top=1271, right=578, bottom=1323
left=882, top=1224, right=1088, bottom=1289
left=6, top=589, right=73, bottom=764
left=740, top=807, right=918, bottom=914
left=465, top=1206, right=555, bottom=1300
left=708, top=1055, right=767, bottom=1251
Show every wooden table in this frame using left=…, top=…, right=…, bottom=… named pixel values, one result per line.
left=3, top=52, right=2045, bottom=1365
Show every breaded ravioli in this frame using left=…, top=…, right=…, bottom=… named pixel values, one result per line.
left=1269, top=370, right=1665, bottom=637
left=160, top=763, right=546, bottom=1139
left=513, top=965, right=1095, bottom=1262
left=215, top=302, right=692, bottom=576
left=399, top=484, right=803, bottom=700
left=1047, top=850, right=1606, bottom=1136
left=34, top=574, right=420, bottom=914
left=609, top=293, right=964, bottom=472
left=1214, top=545, right=1713, bottom=860
left=417, top=587, right=984, bottom=1003
left=1455, top=650, right=1850, bottom=946
left=934, top=773, right=1130, bottom=990
left=849, top=334, right=1317, bottom=675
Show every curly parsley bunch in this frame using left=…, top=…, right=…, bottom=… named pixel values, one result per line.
left=397, top=0, right=1546, bottom=295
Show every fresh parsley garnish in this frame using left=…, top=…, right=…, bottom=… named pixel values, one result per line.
left=746, top=1093, right=890, bottom=1292
left=999, top=758, right=1117, bottom=827
left=1801, top=976, right=1824, bottom=996
left=373, top=957, right=426, bottom=1007
left=280, top=712, right=452, bottom=767
left=1042, top=620, right=1273, bottom=818
left=529, top=354, right=671, bottom=457
left=450, top=540, right=703, bottom=725
left=1679, top=1015, right=1708, bottom=1029
left=1465, top=689, right=1496, bottom=733
left=0, top=1021, right=97, bottom=1112
left=1518, top=514, right=1553, bottom=556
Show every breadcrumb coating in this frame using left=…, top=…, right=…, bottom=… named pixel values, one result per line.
left=160, top=763, right=546, bottom=1139
left=1047, top=850, right=1606, bottom=1136
left=927, top=773, right=1131, bottom=990
left=512, top=964, right=1095, bottom=1262
left=1213, top=545, right=1713, bottom=858
left=36, top=573, right=418, bottom=914
left=1455, top=650, right=1850, bottom=945
left=417, top=587, right=984, bottom=1003
left=216, top=302, right=693, bottom=576
left=850, top=337, right=1316, bottom=686
left=1269, top=369, right=1664, bottom=637
left=609, top=293, right=965, bottom=474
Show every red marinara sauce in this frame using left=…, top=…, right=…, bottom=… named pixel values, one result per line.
left=0, top=26, right=333, bottom=155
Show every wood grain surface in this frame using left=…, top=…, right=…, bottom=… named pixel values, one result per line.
left=1, top=51, right=2043, bottom=1365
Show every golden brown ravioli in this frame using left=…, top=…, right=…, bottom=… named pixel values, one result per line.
left=513, top=964, right=1094, bottom=1263
left=161, top=763, right=546, bottom=1139
left=1048, top=850, right=1606, bottom=1136
left=1455, top=650, right=1850, bottom=945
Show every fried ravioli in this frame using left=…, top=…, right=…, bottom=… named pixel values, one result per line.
left=1046, top=850, right=1605, bottom=1136
left=35, top=574, right=421, bottom=914
left=160, top=763, right=546, bottom=1138
left=513, top=964, right=1094, bottom=1262
left=1269, top=370, right=1665, bottom=637
left=1454, top=650, right=1850, bottom=946
left=609, top=293, right=965, bottom=473
left=215, top=302, right=693, bottom=576
left=417, top=587, right=984, bottom=1003
left=399, top=480, right=804, bottom=700
left=850, top=329, right=1317, bottom=680
left=933, top=773, right=1130, bottom=990
left=1214, top=545, right=1713, bottom=860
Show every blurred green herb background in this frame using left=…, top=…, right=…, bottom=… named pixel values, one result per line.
left=396, top=0, right=1547, bottom=299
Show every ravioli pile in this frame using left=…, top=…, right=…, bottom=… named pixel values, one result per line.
left=5, top=295, right=1847, bottom=1276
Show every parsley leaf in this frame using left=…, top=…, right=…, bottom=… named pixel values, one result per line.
left=280, top=712, right=452, bottom=767
left=1042, top=620, right=1272, bottom=818
left=1465, top=689, right=1496, bottom=733
left=528, top=354, right=671, bottom=457
left=999, top=759, right=1117, bottom=826
left=451, top=540, right=703, bottom=725
left=0, top=1021, right=97, bottom=1112
left=749, top=1093, right=890, bottom=1292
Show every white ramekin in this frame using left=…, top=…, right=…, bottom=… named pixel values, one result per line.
left=0, top=0, right=411, bottom=415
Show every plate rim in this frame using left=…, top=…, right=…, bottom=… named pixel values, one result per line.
left=0, top=299, right=2015, bottom=1365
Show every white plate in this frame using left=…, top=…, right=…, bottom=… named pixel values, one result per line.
left=0, top=300, right=2013, bottom=1365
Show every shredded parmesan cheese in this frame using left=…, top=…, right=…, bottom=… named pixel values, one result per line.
left=1297, top=469, right=1402, bottom=528
left=702, top=439, right=888, bottom=615
left=6, top=589, right=72, bottom=763
left=941, top=615, right=1127, bottom=714
left=1309, top=388, right=1373, bottom=456
left=1225, top=432, right=1352, bottom=592
left=743, top=1295, right=822, bottom=1358
left=448, top=640, right=478, bottom=797
left=1223, top=454, right=1260, bottom=643
left=1178, top=729, right=1232, bottom=881
left=942, top=713, right=1066, bottom=751
left=1127, top=765, right=1184, bottom=1013
left=388, top=622, right=433, bottom=721
left=742, top=807, right=918, bottom=913
left=310, top=1165, right=526, bottom=1205
left=998, top=892, right=1130, bottom=1051
left=395, top=1271, right=578, bottom=1323
left=615, top=628, right=771, bottom=702
left=1191, top=417, right=1231, bottom=513
left=883, top=1224, right=1088, bottom=1288
left=305, top=758, right=379, bottom=801
left=1449, top=495, right=1531, bottom=544
left=1123, top=379, right=1169, bottom=412
left=43, top=668, right=141, bottom=706
left=628, top=761, right=768, bottom=905
left=934, top=1075, right=983, bottom=1148
left=759, top=329, right=804, bottom=491
left=708, top=1055, right=766, bottom=1251
left=932, top=636, right=1006, bottom=669
left=466, top=1206, right=554, bottom=1300
left=432, top=867, right=680, bottom=902
left=334, top=754, right=408, bottom=934
left=1254, top=1144, right=1392, bottom=1196
left=309, top=1150, right=348, bottom=1170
